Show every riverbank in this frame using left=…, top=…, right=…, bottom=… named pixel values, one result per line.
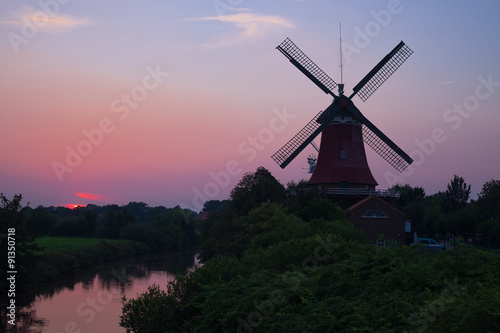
left=32, top=237, right=149, bottom=284
left=3, top=249, right=200, bottom=332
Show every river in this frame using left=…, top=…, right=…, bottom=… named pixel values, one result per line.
left=7, top=249, right=200, bottom=333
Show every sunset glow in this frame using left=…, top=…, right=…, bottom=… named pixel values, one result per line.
left=63, top=204, right=86, bottom=210
left=74, top=193, right=105, bottom=201
left=1, top=1, right=499, bottom=209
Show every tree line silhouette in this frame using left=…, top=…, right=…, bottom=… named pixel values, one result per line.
left=119, top=167, right=500, bottom=332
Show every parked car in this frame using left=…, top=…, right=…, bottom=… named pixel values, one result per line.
left=415, top=238, right=446, bottom=251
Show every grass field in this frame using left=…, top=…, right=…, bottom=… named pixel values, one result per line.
left=32, top=236, right=146, bottom=280
left=35, top=236, right=133, bottom=253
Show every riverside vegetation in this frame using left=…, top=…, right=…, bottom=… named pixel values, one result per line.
left=0, top=194, right=201, bottom=295
left=2, top=167, right=499, bottom=332
left=120, top=167, right=500, bottom=332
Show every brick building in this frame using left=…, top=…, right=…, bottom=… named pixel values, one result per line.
left=347, top=195, right=406, bottom=245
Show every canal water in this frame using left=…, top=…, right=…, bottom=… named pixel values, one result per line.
left=8, top=250, right=200, bottom=333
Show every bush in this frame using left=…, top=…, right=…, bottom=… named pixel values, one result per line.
left=122, top=207, right=500, bottom=332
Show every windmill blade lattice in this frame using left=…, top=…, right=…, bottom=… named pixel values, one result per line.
left=350, top=41, right=413, bottom=102
left=277, top=38, right=338, bottom=96
left=271, top=110, right=328, bottom=169
left=272, top=37, right=414, bottom=173
left=362, top=125, right=411, bottom=172
left=344, top=99, right=413, bottom=172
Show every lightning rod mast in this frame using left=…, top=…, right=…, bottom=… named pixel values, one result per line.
left=339, top=22, right=344, bottom=95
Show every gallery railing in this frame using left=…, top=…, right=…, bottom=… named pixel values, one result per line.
left=286, top=187, right=401, bottom=198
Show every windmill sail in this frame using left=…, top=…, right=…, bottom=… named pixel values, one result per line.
left=362, top=125, right=412, bottom=172
left=272, top=37, right=414, bottom=173
left=350, top=41, right=413, bottom=102
left=345, top=100, right=413, bottom=171
left=271, top=111, right=323, bottom=168
left=272, top=103, right=338, bottom=168
left=277, top=38, right=338, bottom=97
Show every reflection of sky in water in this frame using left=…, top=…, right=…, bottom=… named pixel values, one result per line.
left=29, top=254, right=200, bottom=333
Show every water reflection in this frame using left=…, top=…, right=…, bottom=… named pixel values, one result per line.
left=0, top=307, right=46, bottom=333
left=3, top=249, right=200, bottom=333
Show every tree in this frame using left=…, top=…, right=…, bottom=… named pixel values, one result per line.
left=445, top=208, right=477, bottom=242
left=390, top=184, right=425, bottom=209
left=476, top=179, right=500, bottom=219
left=25, top=206, right=56, bottom=237
left=153, top=207, right=194, bottom=250
left=124, top=202, right=150, bottom=223
left=422, top=201, right=446, bottom=239
left=100, top=209, right=134, bottom=239
left=202, top=200, right=228, bottom=212
left=200, top=204, right=245, bottom=261
left=286, top=179, right=322, bottom=207
left=390, top=184, right=427, bottom=234
left=286, top=179, right=309, bottom=188
left=82, top=210, right=97, bottom=237
left=445, top=175, right=471, bottom=213
left=230, top=166, right=285, bottom=213
left=120, top=284, right=174, bottom=332
left=475, top=179, right=500, bottom=247
left=293, top=197, right=345, bottom=223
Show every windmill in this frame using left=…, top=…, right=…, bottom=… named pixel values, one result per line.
left=271, top=37, right=414, bottom=196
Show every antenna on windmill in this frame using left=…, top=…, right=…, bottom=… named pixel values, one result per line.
left=305, top=140, right=319, bottom=172
left=306, top=154, right=317, bottom=173
left=338, top=22, right=344, bottom=95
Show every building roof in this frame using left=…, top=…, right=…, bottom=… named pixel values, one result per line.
left=347, top=195, right=406, bottom=216
left=197, top=211, right=212, bottom=221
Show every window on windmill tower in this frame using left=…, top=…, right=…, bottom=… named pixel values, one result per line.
left=341, top=150, right=347, bottom=159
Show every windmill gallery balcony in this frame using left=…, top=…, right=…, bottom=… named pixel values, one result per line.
left=286, top=187, right=401, bottom=199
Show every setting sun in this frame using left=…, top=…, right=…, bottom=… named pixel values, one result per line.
left=63, top=204, right=86, bottom=209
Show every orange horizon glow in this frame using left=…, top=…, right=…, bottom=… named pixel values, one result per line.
left=63, top=204, right=86, bottom=209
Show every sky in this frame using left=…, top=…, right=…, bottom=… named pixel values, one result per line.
left=1, top=0, right=499, bottom=211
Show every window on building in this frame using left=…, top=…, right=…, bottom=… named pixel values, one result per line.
left=340, top=150, right=347, bottom=159
left=361, top=210, right=388, bottom=219
left=377, top=239, right=385, bottom=246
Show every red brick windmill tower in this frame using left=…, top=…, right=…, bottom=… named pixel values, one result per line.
left=271, top=37, right=414, bottom=202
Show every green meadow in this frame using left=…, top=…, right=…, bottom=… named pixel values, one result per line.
left=32, top=236, right=148, bottom=281
left=35, top=236, right=132, bottom=254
